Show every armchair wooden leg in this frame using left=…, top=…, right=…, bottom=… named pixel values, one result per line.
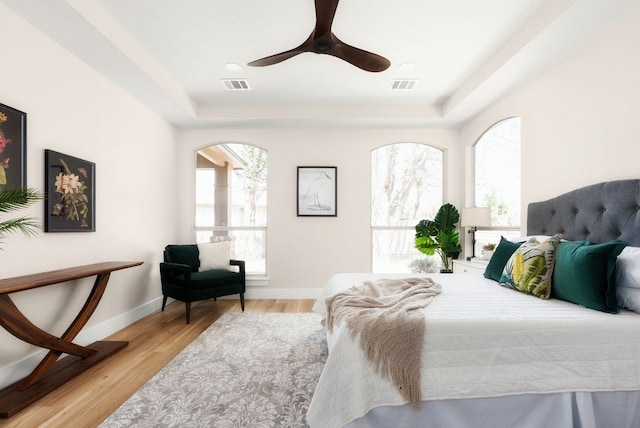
left=161, top=296, right=168, bottom=311
left=240, top=293, right=245, bottom=312
left=185, top=302, right=191, bottom=324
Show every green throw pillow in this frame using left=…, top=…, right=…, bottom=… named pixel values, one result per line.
left=499, top=234, right=562, bottom=299
left=552, top=240, right=628, bottom=313
left=484, top=236, right=523, bottom=281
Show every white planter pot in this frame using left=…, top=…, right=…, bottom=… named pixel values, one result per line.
left=482, top=250, right=494, bottom=261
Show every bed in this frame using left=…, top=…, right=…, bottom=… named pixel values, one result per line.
left=307, top=179, right=640, bottom=428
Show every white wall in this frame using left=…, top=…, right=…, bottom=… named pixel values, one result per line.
left=461, top=4, right=640, bottom=230
left=0, top=5, right=177, bottom=387
left=178, top=128, right=462, bottom=295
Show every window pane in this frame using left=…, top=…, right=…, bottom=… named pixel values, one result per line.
left=227, top=144, right=267, bottom=227
left=372, top=229, right=440, bottom=273
left=371, top=143, right=443, bottom=227
left=196, top=229, right=266, bottom=275
left=475, top=118, right=521, bottom=227
left=195, top=169, right=215, bottom=227
left=371, top=143, right=444, bottom=273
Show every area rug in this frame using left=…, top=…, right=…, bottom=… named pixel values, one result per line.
left=100, top=312, right=328, bottom=428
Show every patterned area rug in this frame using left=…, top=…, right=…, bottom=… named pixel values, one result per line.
left=100, top=312, right=328, bottom=428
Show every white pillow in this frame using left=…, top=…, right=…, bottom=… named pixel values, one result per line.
left=616, top=286, right=640, bottom=313
left=197, top=241, right=232, bottom=271
left=616, top=246, right=640, bottom=289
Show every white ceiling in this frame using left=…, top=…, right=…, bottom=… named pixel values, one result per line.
left=3, top=0, right=639, bottom=128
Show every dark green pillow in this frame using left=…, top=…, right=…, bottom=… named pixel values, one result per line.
left=552, top=240, right=628, bottom=313
left=483, top=236, right=523, bottom=281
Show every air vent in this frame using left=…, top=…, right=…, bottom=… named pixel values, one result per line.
left=391, top=80, right=418, bottom=90
left=221, top=79, right=251, bottom=91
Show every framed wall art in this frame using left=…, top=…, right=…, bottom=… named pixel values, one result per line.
left=0, top=103, right=27, bottom=189
left=45, top=150, right=95, bottom=232
left=297, top=166, right=337, bottom=217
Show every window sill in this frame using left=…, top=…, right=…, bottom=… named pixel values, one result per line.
left=247, top=275, right=270, bottom=287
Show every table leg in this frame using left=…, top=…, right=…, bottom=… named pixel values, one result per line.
left=19, top=272, right=112, bottom=389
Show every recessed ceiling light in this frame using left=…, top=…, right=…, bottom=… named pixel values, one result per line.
left=225, top=62, right=242, bottom=72
left=398, top=62, right=416, bottom=72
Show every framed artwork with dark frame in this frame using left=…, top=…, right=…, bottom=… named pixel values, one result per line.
left=45, top=150, right=96, bottom=232
left=0, top=103, right=27, bottom=189
left=297, top=166, right=337, bottom=217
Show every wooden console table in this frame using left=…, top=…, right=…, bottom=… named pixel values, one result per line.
left=0, top=261, right=143, bottom=418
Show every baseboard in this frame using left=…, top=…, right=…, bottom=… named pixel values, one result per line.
left=0, top=296, right=163, bottom=389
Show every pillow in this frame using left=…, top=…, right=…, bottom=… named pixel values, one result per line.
left=617, top=286, right=640, bottom=313
left=552, top=240, right=628, bottom=313
left=499, top=234, right=562, bottom=299
left=197, top=241, right=233, bottom=271
left=510, top=235, right=553, bottom=243
left=616, top=246, right=640, bottom=289
left=483, top=236, right=523, bottom=281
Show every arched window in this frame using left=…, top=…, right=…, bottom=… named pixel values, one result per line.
left=195, top=143, right=267, bottom=275
left=371, top=143, right=443, bottom=273
left=473, top=117, right=521, bottom=253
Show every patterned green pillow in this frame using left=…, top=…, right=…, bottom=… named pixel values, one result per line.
left=499, top=234, right=562, bottom=299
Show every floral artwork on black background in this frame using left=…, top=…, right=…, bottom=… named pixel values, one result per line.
left=45, top=150, right=95, bottom=232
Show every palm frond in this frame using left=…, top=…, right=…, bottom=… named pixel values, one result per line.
left=0, top=186, right=42, bottom=213
left=0, top=187, right=43, bottom=245
left=0, top=217, right=41, bottom=237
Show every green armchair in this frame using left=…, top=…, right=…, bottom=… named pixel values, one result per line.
left=160, top=244, right=245, bottom=323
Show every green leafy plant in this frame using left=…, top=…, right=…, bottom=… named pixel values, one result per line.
left=482, top=243, right=496, bottom=251
left=0, top=186, right=42, bottom=246
left=414, top=203, right=462, bottom=271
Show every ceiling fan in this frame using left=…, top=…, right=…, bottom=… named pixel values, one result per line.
left=247, top=0, right=391, bottom=72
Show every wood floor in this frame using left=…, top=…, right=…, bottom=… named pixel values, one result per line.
left=0, top=299, right=315, bottom=428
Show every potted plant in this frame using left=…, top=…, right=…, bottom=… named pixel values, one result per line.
left=415, top=203, right=462, bottom=273
left=0, top=186, right=42, bottom=246
left=482, top=243, right=496, bottom=261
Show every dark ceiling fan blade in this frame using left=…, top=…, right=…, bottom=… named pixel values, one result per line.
left=247, top=48, right=306, bottom=67
left=331, top=35, right=391, bottom=72
left=314, top=0, right=340, bottom=37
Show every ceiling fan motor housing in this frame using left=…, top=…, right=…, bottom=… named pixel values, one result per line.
left=312, top=38, right=333, bottom=53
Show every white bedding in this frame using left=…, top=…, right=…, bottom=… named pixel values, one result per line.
left=307, top=273, right=640, bottom=428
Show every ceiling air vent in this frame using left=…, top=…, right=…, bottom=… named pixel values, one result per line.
left=391, top=80, right=418, bottom=90
left=221, top=79, right=251, bottom=91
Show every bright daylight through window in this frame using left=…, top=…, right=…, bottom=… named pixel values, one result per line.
left=474, top=117, right=521, bottom=254
left=371, top=143, right=443, bottom=273
left=195, top=143, right=267, bottom=275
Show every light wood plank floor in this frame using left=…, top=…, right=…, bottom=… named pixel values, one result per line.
left=0, top=299, right=315, bottom=428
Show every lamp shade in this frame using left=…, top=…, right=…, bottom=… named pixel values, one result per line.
left=461, top=207, right=491, bottom=227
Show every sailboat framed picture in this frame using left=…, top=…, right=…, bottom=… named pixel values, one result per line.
left=297, top=166, right=337, bottom=217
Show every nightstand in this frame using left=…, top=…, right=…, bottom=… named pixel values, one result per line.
left=453, top=259, right=488, bottom=274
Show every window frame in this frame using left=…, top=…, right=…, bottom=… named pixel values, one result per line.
left=472, top=117, right=522, bottom=253
left=193, top=143, right=268, bottom=280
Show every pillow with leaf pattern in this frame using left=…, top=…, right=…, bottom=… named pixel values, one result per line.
left=499, top=234, right=562, bottom=299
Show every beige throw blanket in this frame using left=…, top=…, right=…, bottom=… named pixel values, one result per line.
left=325, top=277, right=441, bottom=406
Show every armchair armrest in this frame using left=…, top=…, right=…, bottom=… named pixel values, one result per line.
left=230, top=260, right=245, bottom=276
left=160, top=262, right=192, bottom=282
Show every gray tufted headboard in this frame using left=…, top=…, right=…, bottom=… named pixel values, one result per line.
left=527, top=179, right=640, bottom=247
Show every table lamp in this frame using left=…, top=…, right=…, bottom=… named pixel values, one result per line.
left=461, top=207, right=491, bottom=260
